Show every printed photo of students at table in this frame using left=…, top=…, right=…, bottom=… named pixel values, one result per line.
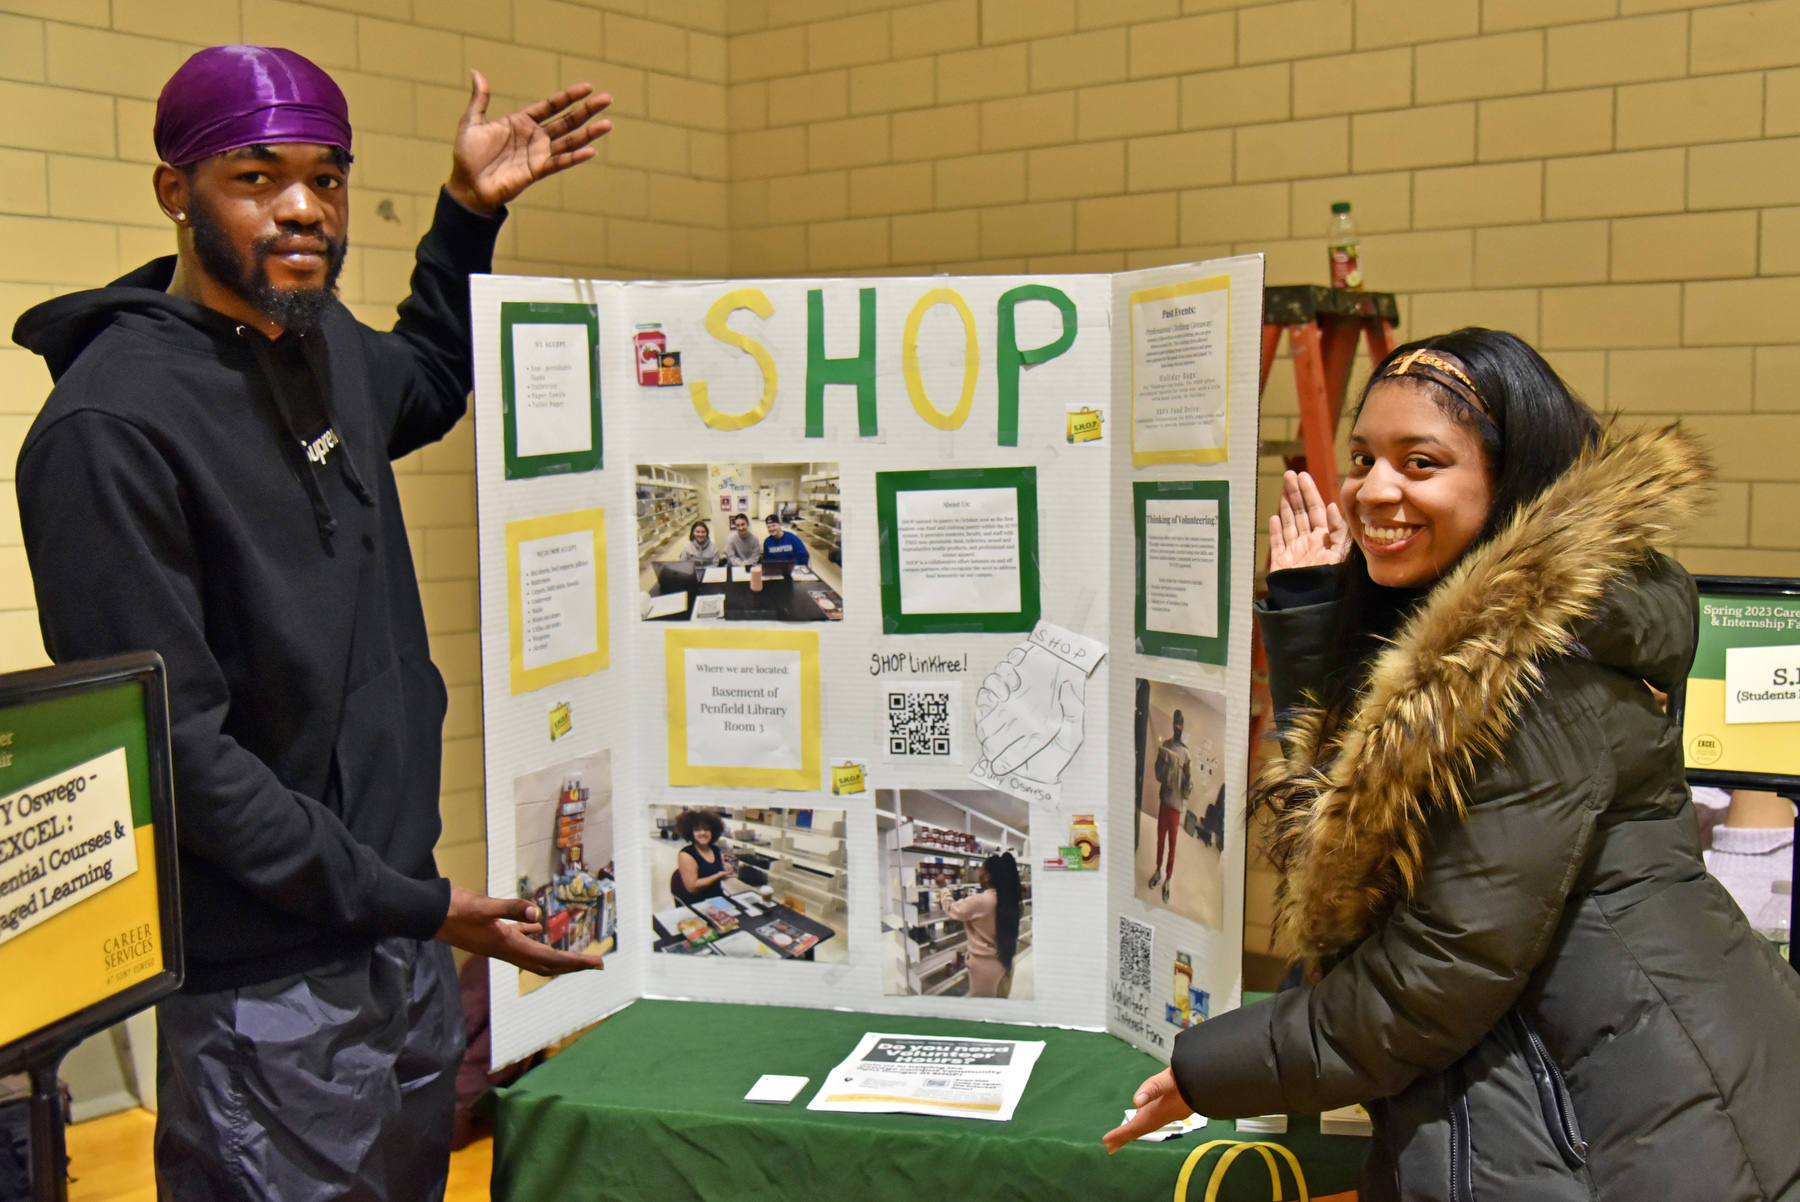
left=876, top=789, right=1033, bottom=999
left=636, top=462, right=843, bottom=621
left=514, top=752, right=617, bottom=995
left=648, top=804, right=848, bottom=962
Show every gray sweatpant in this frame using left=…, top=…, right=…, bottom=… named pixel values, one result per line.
left=154, top=937, right=463, bottom=1202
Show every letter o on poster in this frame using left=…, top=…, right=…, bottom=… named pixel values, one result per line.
left=664, top=629, right=822, bottom=790
left=507, top=508, right=610, bottom=694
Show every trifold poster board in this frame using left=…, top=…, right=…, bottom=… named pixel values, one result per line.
left=0, top=653, right=181, bottom=1075
left=472, top=256, right=1264, bottom=1069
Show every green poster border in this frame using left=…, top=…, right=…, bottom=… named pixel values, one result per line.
left=1134, top=479, right=1230, bottom=665
left=1690, top=591, right=1800, bottom=679
left=875, top=467, right=1041, bottom=635
left=500, top=301, right=603, bottom=480
left=0, top=683, right=152, bottom=829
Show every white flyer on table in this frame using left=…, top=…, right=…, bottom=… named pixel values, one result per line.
left=807, top=1032, right=1045, bottom=1122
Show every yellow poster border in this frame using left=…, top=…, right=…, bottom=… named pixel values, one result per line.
left=1130, top=275, right=1232, bottom=467
left=0, top=825, right=162, bottom=1048
left=506, top=508, right=610, bottom=695
left=664, top=628, right=821, bottom=790
left=1683, top=677, right=1800, bottom=776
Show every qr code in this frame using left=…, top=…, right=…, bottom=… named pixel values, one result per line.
left=887, top=691, right=952, bottom=757
left=1118, top=916, right=1154, bottom=991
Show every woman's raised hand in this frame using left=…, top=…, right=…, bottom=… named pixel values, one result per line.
left=1269, top=469, right=1350, bottom=572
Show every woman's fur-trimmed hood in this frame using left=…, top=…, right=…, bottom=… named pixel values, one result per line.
left=1260, top=422, right=1714, bottom=965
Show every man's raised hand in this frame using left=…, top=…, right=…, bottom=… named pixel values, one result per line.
left=446, top=71, right=612, bottom=215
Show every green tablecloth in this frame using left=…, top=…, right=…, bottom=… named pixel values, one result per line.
left=492, top=999, right=1367, bottom=1201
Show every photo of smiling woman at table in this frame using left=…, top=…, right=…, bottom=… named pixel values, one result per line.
left=649, top=805, right=850, bottom=962
left=635, top=462, right=844, bottom=620
left=677, top=520, right=725, bottom=569
left=670, top=808, right=733, bottom=904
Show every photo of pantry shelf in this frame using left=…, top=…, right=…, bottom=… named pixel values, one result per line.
left=513, top=752, right=616, bottom=997
left=876, top=790, right=1033, bottom=1000
left=635, top=462, right=844, bottom=623
left=647, top=804, right=848, bottom=963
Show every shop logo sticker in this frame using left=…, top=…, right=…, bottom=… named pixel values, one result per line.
left=1066, top=404, right=1105, bottom=444
left=831, top=761, right=867, bottom=795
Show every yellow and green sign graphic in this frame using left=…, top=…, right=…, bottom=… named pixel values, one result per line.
left=1684, top=592, right=1800, bottom=778
left=0, top=683, right=163, bottom=1050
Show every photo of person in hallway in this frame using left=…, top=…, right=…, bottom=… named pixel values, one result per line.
left=1133, top=680, right=1225, bottom=929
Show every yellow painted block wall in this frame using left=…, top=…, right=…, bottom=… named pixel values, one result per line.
left=0, top=0, right=728, bottom=896
left=5, top=0, right=1800, bottom=957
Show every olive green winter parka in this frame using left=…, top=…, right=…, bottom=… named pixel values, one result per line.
left=1169, top=425, right=1800, bottom=1201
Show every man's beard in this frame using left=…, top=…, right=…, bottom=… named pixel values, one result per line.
left=188, top=195, right=347, bottom=331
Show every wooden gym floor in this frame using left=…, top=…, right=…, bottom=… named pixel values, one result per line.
left=63, top=1108, right=494, bottom=1201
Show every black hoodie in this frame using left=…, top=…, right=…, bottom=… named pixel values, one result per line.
left=13, top=190, right=503, bottom=992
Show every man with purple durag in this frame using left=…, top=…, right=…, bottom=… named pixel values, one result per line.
left=13, top=46, right=610, bottom=1199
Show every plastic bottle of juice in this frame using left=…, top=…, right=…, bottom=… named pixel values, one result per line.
left=1328, top=202, right=1362, bottom=289
left=1756, top=880, right=1792, bottom=962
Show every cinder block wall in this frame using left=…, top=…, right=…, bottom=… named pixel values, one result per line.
left=727, top=0, right=1800, bottom=577
left=722, top=0, right=1800, bottom=958
left=0, top=0, right=729, bottom=895
left=4, top=0, right=1799, bottom=949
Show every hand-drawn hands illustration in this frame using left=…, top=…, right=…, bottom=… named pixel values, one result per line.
left=974, top=643, right=1088, bottom=784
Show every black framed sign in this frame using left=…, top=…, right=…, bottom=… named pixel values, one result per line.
left=0, top=653, right=181, bottom=1077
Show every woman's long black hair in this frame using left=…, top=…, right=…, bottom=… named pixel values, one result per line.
left=1312, top=328, right=1601, bottom=720
left=985, top=852, right=1023, bottom=973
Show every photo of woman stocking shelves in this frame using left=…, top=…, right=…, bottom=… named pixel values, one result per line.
left=877, top=789, right=1033, bottom=999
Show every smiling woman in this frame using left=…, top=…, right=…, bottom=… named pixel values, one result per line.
left=1106, top=328, right=1800, bottom=1200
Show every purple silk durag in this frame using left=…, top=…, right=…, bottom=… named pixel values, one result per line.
left=154, top=45, right=351, bottom=167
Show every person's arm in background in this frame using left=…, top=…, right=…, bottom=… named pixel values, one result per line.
left=938, top=889, right=994, bottom=922
left=793, top=534, right=811, bottom=566
left=379, top=71, right=612, bottom=458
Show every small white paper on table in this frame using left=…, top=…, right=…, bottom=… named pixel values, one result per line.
left=519, top=529, right=598, bottom=671
left=894, top=487, right=1021, bottom=615
left=1143, top=497, right=1219, bottom=639
left=1725, top=643, right=1800, bottom=724
left=745, top=1074, right=810, bottom=1104
left=731, top=566, right=755, bottom=583
left=683, top=646, right=803, bottom=771
left=807, top=1032, right=1045, bottom=1122
left=701, top=566, right=728, bottom=584
left=1124, top=1109, right=1207, bottom=1142
left=511, top=323, right=592, bottom=458
left=642, top=591, right=688, bottom=620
